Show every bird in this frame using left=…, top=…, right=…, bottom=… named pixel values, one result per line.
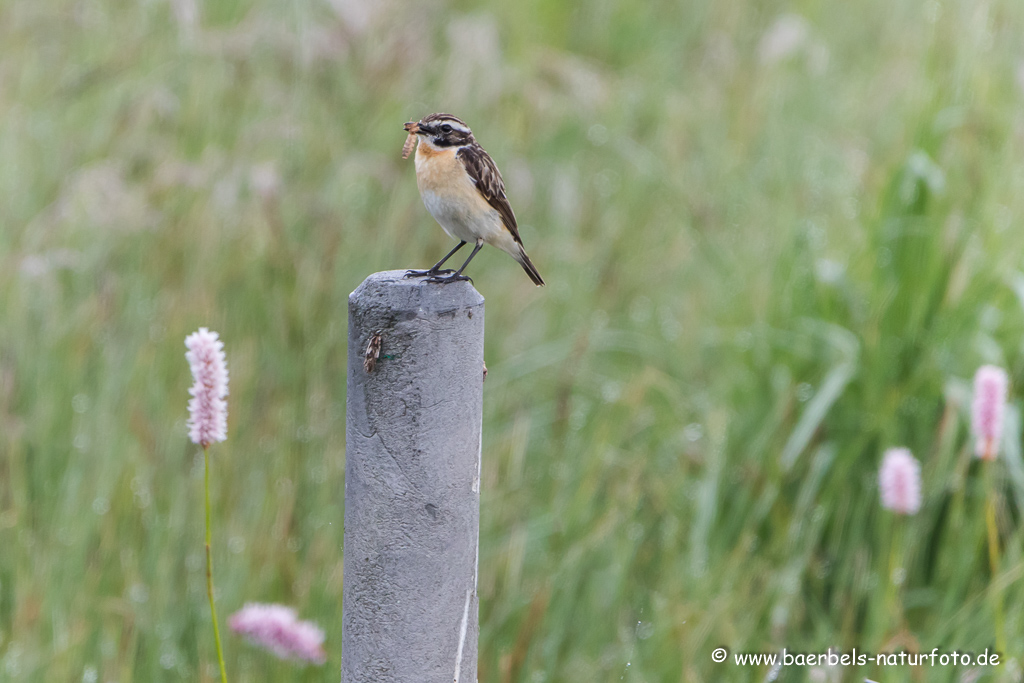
left=402, top=113, right=544, bottom=286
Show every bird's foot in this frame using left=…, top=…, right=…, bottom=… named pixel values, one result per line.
left=425, top=273, right=473, bottom=285
left=405, top=268, right=455, bottom=278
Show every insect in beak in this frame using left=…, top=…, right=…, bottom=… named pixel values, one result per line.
left=402, top=123, right=418, bottom=159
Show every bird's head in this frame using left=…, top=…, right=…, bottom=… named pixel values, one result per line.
left=404, top=113, right=474, bottom=149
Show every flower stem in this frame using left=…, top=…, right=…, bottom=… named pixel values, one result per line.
left=205, top=446, right=229, bottom=682
left=985, top=461, right=1005, bottom=657
left=884, top=519, right=905, bottom=628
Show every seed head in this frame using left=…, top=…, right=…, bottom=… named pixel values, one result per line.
left=879, top=447, right=922, bottom=515
left=185, top=328, right=229, bottom=447
left=972, top=365, right=1009, bottom=461
left=229, top=603, right=326, bottom=665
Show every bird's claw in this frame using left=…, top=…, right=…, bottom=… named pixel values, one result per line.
left=425, top=273, right=473, bottom=285
left=405, top=268, right=455, bottom=278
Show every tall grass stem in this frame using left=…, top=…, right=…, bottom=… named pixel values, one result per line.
left=884, top=520, right=906, bottom=630
left=984, top=462, right=1005, bottom=657
left=205, top=446, right=229, bottom=682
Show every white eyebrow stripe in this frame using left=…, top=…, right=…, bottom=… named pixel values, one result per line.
left=430, top=117, right=471, bottom=134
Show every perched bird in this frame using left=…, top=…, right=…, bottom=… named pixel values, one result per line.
left=402, top=113, right=544, bottom=286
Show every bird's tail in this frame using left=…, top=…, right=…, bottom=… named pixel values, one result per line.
left=515, top=246, right=545, bottom=286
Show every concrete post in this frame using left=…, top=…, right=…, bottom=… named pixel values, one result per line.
left=342, top=271, right=484, bottom=683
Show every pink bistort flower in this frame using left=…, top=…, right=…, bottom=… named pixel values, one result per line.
left=972, top=365, right=1009, bottom=461
left=229, top=603, right=326, bottom=665
left=879, top=447, right=921, bottom=515
left=185, top=328, right=229, bottom=447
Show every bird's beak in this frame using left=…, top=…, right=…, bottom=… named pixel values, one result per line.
left=404, top=121, right=420, bottom=134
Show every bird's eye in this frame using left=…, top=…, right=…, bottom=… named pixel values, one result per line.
left=440, top=124, right=453, bottom=134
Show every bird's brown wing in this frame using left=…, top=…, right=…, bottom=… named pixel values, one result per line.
left=457, top=143, right=523, bottom=245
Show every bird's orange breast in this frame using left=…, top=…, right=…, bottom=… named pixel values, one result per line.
left=414, top=143, right=485, bottom=208
left=415, top=144, right=461, bottom=191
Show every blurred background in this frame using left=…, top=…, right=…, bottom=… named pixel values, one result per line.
left=2, top=0, right=1024, bottom=680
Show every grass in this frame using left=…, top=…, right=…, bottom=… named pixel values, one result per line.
left=2, top=0, right=1024, bottom=680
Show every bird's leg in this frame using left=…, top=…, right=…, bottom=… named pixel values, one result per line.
left=405, top=241, right=466, bottom=278
left=427, top=240, right=484, bottom=284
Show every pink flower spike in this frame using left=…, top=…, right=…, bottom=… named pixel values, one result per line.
left=229, top=603, right=327, bottom=665
left=972, top=365, right=1009, bottom=461
left=879, top=447, right=922, bottom=516
left=185, top=328, right=229, bottom=447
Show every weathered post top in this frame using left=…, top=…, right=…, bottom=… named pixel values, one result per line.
left=343, top=270, right=483, bottom=683
left=349, top=269, right=485, bottom=319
